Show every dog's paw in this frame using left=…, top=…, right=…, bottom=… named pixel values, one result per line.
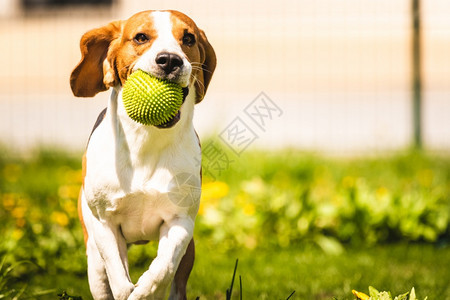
left=127, top=283, right=166, bottom=300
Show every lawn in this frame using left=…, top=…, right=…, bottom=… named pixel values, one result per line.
left=0, top=144, right=449, bottom=299
left=188, top=243, right=450, bottom=299
left=5, top=243, right=450, bottom=299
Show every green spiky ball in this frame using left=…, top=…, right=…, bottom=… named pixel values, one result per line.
left=122, top=70, right=183, bottom=126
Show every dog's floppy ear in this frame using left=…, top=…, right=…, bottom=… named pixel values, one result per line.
left=70, top=21, right=123, bottom=97
left=195, top=29, right=216, bottom=103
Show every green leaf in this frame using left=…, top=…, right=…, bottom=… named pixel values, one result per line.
left=314, top=235, right=344, bottom=255
left=33, top=289, right=58, bottom=297
left=369, top=286, right=380, bottom=300
left=11, top=284, right=27, bottom=300
left=409, top=287, right=417, bottom=300
left=394, top=291, right=409, bottom=300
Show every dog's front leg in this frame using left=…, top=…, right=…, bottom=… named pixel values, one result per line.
left=90, top=216, right=134, bottom=300
left=129, top=217, right=194, bottom=300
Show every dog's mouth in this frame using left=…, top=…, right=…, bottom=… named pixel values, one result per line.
left=155, top=87, right=189, bottom=129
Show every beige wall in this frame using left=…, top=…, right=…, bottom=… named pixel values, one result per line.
left=0, top=0, right=449, bottom=153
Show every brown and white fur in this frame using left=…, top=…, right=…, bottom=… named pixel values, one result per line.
left=70, top=10, right=216, bottom=300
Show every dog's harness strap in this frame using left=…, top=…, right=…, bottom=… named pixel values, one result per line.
left=86, top=107, right=107, bottom=147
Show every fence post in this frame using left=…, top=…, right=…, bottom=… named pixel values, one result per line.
left=412, top=0, right=422, bottom=149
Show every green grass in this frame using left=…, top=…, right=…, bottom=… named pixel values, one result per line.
left=188, top=243, right=450, bottom=299
left=7, top=243, right=450, bottom=299
left=0, top=145, right=449, bottom=299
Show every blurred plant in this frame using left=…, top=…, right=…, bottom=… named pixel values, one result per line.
left=352, top=286, right=426, bottom=300
left=0, top=147, right=86, bottom=288
left=0, top=257, right=28, bottom=299
left=0, top=256, right=55, bottom=299
left=196, top=146, right=450, bottom=252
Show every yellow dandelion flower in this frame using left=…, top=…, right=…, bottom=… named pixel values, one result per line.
left=67, top=169, right=83, bottom=184
left=12, top=228, right=24, bottom=241
left=11, top=206, right=27, bottom=219
left=197, top=203, right=205, bottom=216
left=201, top=181, right=229, bottom=201
left=375, top=186, right=389, bottom=199
left=234, top=192, right=250, bottom=206
left=16, top=218, right=26, bottom=228
left=2, top=193, right=16, bottom=210
left=332, top=195, right=343, bottom=206
left=32, top=223, right=43, bottom=235
left=243, top=203, right=255, bottom=216
left=352, top=290, right=369, bottom=300
left=58, top=184, right=80, bottom=199
left=51, top=211, right=69, bottom=227
left=198, top=181, right=229, bottom=216
left=342, top=176, right=356, bottom=188
left=63, top=200, right=78, bottom=218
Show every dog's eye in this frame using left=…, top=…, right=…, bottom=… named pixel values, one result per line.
left=182, top=33, right=196, bottom=46
left=134, top=33, right=149, bottom=44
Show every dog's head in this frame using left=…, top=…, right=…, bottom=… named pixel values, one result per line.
left=70, top=10, right=216, bottom=105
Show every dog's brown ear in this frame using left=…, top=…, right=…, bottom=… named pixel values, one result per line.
left=195, top=29, right=216, bottom=103
left=70, top=21, right=122, bottom=97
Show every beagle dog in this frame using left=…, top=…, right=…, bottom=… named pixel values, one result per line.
left=70, top=10, right=216, bottom=300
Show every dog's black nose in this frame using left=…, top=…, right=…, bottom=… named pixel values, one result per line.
left=155, top=52, right=183, bottom=75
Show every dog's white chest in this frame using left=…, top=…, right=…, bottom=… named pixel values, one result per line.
left=83, top=115, right=201, bottom=243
